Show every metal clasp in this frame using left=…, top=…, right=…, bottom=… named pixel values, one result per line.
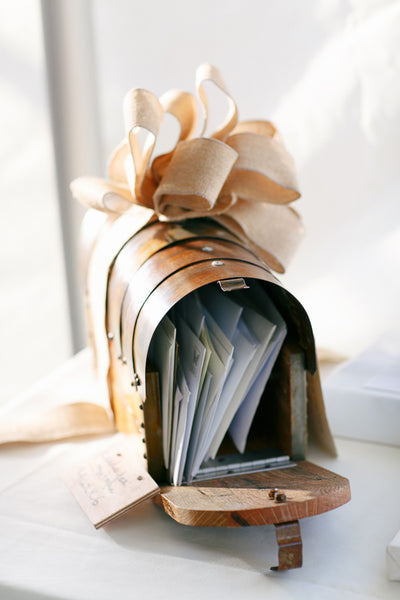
left=218, top=278, right=249, bottom=292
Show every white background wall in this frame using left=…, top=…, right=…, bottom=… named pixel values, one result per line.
left=91, top=0, right=400, bottom=357
left=0, top=0, right=70, bottom=404
left=1, top=0, right=399, bottom=405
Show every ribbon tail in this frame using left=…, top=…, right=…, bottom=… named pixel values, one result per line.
left=214, top=198, right=305, bottom=273
left=123, top=88, right=164, bottom=206
left=107, top=140, right=130, bottom=185
left=0, top=403, right=115, bottom=445
left=223, top=130, right=301, bottom=204
left=70, top=177, right=139, bottom=215
left=151, top=90, right=199, bottom=185
left=196, top=63, right=238, bottom=140
left=159, top=89, right=198, bottom=142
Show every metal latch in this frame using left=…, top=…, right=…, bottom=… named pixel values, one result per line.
left=218, top=278, right=249, bottom=292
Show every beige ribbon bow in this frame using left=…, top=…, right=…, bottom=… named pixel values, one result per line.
left=71, top=64, right=304, bottom=273
left=0, top=66, right=306, bottom=448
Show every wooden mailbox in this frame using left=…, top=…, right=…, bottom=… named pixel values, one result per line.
left=81, top=213, right=350, bottom=572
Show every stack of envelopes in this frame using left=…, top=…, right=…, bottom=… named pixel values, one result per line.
left=148, top=280, right=287, bottom=485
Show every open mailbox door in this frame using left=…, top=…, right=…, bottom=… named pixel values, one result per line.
left=82, top=214, right=350, bottom=572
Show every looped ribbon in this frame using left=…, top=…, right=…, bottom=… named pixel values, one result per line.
left=71, top=64, right=304, bottom=273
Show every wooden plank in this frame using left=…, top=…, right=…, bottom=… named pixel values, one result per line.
left=290, top=351, right=307, bottom=461
left=307, top=368, right=337, bottom=456
left=144, top=369, right=167, bottom=482
left=256, top=343, right=307, bottom=461
left=157, top=461, right=350, bottom=527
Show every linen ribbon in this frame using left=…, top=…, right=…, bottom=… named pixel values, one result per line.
left=71, top=64, right=304, bottom=273
left=0, top=65, right=307, bottom=448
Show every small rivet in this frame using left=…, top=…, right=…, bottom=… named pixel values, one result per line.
left=140, top=422, right=145, bottom=428
left=122, top=357, right=127, bottom=364
left=139, top=404, right=143, bottom=410
left=143, top=454, right=147, bottom=460
left=268, top=488, right=279, bottom=499
left=275, top=491, right=287, bottom=503
left=131, top=374, right=141, bottom=388
left=107, top=332, right=114, bottom=340
left=202, top=246, right=213, bottom=252
left=212, top=260, right=223, bottom=267
left=137, top=475, right=143, bottom=481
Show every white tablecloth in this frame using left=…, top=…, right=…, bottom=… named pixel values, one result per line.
left=0, top=351, right=399, bottom=599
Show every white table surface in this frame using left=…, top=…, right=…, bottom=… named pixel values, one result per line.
left=0, top=351, right=399, bottom=600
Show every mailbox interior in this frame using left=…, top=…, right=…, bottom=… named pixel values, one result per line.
left=144, top=278, right=313, bottom=485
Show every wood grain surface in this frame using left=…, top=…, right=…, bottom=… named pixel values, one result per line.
left=157, top=461, right=350, bottom=527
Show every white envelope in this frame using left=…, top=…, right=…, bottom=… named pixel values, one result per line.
left=199, top=284, right=242, bottom=341
left=147, top=316, right=176, bottom=468
left=174, top=316, right=206, bottom=484
left=205, top=317, right=258, bottom=460
left=229, top=295, right=287, bottom=453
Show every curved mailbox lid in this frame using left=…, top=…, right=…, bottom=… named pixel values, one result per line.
left=117, top=258, right=317, bottom=397
left=127, top=261, right=279, bottom=394
left=107, top=219, right=253, bottom=359
left=120, top=240, right=267, bottom=378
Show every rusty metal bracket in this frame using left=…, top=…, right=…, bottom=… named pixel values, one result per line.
left=271, top=520, right=303, bottom=571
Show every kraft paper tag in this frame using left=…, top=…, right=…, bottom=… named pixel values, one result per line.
left=64, top=440, right=160, bottom=528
